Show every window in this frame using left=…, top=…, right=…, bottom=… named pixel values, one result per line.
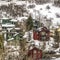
left=33, top=50, right=37, bottom=60
left=41, top=31, right=46, bottom=36
left=34, top=50, right=36, bottom=54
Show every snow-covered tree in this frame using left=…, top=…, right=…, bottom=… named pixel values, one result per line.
left=26, top=15, right=33, bottom=31
left=0, top=35, right=4, bottom=55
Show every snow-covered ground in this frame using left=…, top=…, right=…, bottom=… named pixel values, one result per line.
left=26, top=3, right=60, bottom=28
left=1, top=1, right=60, bottom=59
left=0, top=1, right=60, bottom=28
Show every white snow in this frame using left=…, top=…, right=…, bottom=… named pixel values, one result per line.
left=27, top=3, right=60, bottom=27
left=7, top=28, right=13, bottom=32
left=8, top=38, right=14, bottom=41
left=33, top=40, right=40, bottom=46
left=56, top=52, right=60, bottom=55
left=49, top=37, right=55, bottom=47
left=13, top=51, right=19, bottom=56
left=14, top=1, right=26, bottom=5
left=4, top=41, right=7, bottom=46
left=55, top=58, right=60, bottom=60
left=23, top=32, right=29, bottom=38
left=2, top=17, right=10, bottom=20
left=2, top=24, right=15, bottom=28
left=10, top=19, right=17, bottom=22
left=17, top=16, right=28, bottom=22
left=44, top=42, right=51, bottom=51
left=15, top=28, right=20, bottom=30
left=0, top=1, right=60, bottom=28
left=44, top=37, right=55, bottom=51
left=1, top=1, right=60, bottom=59
left=52, top=18, right=60, bottom=26
left=54, top=48, right=60, bottom=52
left=0, top=1, right=10, bottom=6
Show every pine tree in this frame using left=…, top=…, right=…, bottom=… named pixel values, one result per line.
left=54, top=29, right=59, bottom=42
left=0, top=35, right=4, bottom=54
left=26, top=15, right=33, bottom=31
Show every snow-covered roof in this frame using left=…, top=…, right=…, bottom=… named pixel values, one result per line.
left=15, top=28, right=20, bottom=30
left=0, top=1, right=10, bottom=6
left=29, top=40, right=43, bottom=48
left=33, top=40, right=40, bottom=46
left=14, top=1, right=26, bottom=5
left=10, top=19, right=17, bottom=22
left=7, top=28, right=13, bottom=31
left=8, top=38, right=14, bottom=41
left=2, top=17, right=10, bottom=20
left=7, top=28, right=20, bottom=31
left=17, top=16, right=28, bottom=22
left=2, top=24, right=15, bottom=28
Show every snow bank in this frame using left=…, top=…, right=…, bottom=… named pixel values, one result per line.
left=55, top=58, right=60, bottom=60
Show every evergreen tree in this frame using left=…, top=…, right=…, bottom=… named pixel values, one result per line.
left=0, top=35, right=3, bottom=49
left=0, top=35, right=4, bottom=54
left=26, top=15, right=33, bottom=31
left=54, top=29, right=59, bottom=42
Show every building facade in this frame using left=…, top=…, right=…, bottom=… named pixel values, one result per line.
left=28, top=47, right=42, bottom=60
left=33, top=27, right=50, bottom=41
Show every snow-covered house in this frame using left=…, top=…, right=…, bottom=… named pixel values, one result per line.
left=28, top=46, right=42, bottom=60
left=33, top=27, right=50, bottom=41
left=2, top=17, right=11, bottom=24
left=2, top=17, right=20, bottom=41
left=10, top=19, right=17, bottom=25
left=2, top=17, right=15, bottom=30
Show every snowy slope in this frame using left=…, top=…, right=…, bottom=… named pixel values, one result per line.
left=26, top=3, right=60, bottom=28
left=0, top=1, right=60, bottom=27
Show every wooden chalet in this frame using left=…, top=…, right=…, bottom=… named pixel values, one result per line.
left=28, top=47, right=42, bottom=60
left=33, top=27, right=50, bottom=41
